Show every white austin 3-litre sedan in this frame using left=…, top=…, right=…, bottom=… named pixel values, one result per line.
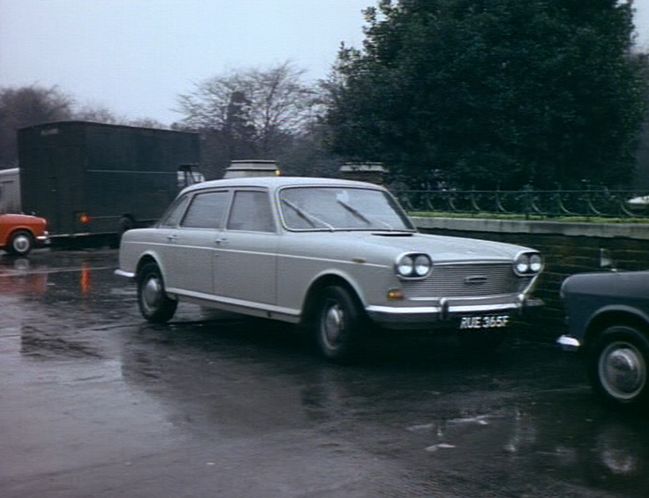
left=116, top=177, right=544, bottom=361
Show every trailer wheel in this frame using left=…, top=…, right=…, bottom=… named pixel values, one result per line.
left=110, top=216, right=135, bottom=248
left=119, top=216, right=134, bottom=235
left=8, top=230, right=34, bottom=256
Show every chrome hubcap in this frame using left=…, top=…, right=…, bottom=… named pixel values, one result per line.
left=13, top=235, right=30, bottom=253
left=322, top=303, right=344, bottom=348
left=599, top=341, right=646, bottom=401
left=142, top=276, right=162, bottom=312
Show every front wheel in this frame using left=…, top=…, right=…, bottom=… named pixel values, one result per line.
left=137, top=262, right=177, bottom=323
left=313, top=285, right=366, bottom=362
left=8, top=230, right=34, bottom=256
left=588, top=325, right=649, bottom=408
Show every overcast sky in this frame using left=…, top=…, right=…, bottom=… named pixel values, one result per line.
left=1, top=0, right=648, bottom=126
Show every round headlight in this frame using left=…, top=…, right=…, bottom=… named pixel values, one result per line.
left=515, top=254, right=530, bottom=274
left=413, top=254, right=432, bottom=277
left=529, top=254, right=543, bottom=273
left=397, top=255, right=414, bottom=277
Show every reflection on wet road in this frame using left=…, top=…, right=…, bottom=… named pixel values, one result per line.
left=1, top=249, right=648, bottom=497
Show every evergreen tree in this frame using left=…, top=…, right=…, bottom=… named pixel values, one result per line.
left=325, top=0, right=647, bottom=188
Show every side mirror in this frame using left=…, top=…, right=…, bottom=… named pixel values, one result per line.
left=599, top=248, right=616, bottom=271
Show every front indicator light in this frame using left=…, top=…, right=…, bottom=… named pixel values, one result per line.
left=387, top=289, right=404, bottom=301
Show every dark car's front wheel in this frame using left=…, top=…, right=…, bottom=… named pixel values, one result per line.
left=137, top=262, right=177, bottom=323
left=588, top=325, right=649, bottom=407
left=313, top=285, right=366, bottom=363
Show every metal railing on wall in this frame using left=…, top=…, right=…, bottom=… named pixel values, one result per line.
left=395, top=188, right=649, bottom=219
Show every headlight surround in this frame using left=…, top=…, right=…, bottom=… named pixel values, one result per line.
left=396, top=253, right=432, bottom=279
left=514, top=252, right=543, bottom=276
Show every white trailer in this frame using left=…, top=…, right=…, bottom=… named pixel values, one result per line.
left=0, top=168, right=20, bottom=213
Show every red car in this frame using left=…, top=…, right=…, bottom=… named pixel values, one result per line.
left=0, top=214, right=49, bottom=256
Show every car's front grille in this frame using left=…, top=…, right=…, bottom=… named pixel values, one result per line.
left=403, top=263, right=531, bottom=299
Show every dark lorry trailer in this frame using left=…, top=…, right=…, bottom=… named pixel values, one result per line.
left=18, top=121, right=201, bottom=239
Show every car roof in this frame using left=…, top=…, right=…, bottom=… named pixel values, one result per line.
left=181, top=176, right=386, bottom=195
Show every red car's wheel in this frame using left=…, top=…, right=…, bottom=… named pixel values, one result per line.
left=8, top=230, right=34, bottom=256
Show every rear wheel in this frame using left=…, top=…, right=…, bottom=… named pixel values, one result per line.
left=588, top=325, right=649, bottom=408
left=137, top=262, right=177, bottom=323
left=313, top=285, right=365, bottom=362
left=8, top=230, right=33, bottom=256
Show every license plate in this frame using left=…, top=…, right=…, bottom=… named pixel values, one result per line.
left=459, top=315, right=510, bottom=330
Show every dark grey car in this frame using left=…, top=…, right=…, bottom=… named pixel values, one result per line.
left=560, top=270, right=649, bottom=407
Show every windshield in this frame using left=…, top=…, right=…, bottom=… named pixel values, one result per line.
left=279, top=186, right=414, bottom=231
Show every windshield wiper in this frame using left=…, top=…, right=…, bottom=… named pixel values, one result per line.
left=336, top=199, right=371, bottom=225
left=281, top=199, right=334, bottom=230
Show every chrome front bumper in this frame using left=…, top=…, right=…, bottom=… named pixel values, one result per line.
left=365, top=296, right=544, bottom=330
left=36, top=232, right=50, bottom=245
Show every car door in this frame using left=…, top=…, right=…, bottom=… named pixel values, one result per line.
left=170, top=189, right=230, bottom=296
left=214, top=189, right=278, bottom=305
left=152, top=194, right=191, bottom=291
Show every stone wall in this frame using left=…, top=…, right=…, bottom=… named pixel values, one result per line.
left=412, top=217, right=649, bottom=332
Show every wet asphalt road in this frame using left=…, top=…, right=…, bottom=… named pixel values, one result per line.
left=1, top=249, right=648, bottom=498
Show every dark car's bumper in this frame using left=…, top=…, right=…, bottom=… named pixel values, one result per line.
left=556, top=335, right=581, bottom=351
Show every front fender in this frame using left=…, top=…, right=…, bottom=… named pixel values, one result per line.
left=583, top=305, right=649, bottom=345
left=302, top=268, right=370, bottom=310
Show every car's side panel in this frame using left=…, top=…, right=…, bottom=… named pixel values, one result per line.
left=0, top=214, right=47, bottom=250
left=213, top=231, right=278, bottom=305
left=120, top=230, right=171, bottom=278
left=276, top=233, right=396, bottom=314
left=563, top=271, right=649, bottom=343
left=169, top=227, right=221, bottom=295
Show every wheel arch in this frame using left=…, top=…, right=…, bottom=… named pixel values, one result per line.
left=7, top=226, right=35, bottom=241
left=585, top=307, right=649, bottom=348
left=135, top=253, right=163, bottom=281
left=300, top=272, right=366, bottom=325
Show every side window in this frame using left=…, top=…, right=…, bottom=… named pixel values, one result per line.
left=159, top=195, right=190, bottom=227
left=181, top=191, right=229, bottom=229
left=227, top=191, right=275, bottom=232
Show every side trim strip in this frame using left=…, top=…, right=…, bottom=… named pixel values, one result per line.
left=168, top=287, right=301, bottom=318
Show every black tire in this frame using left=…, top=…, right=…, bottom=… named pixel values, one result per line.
left=119, top=216, right=134, bottom=236
left=8, top=230, right=34, bottom=256
left=137, top=262, right=177, bottom=323
left=587, top=325, right=649, bottom=408
left=313, top=285, right=366, bottom=362
left=111, top=217, right=135, bottom=249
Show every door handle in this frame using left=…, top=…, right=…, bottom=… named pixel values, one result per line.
left=214, top=237, right=227, bottom=245
left=166, top=234, right=178, bottom=242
